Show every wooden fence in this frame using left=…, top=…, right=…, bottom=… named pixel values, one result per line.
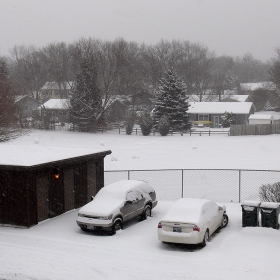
left=230, top=124, right=280, bottom=136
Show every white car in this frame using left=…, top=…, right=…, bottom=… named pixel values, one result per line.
left=76, top=180, right=157, bottom=235
left=158, top=198, right=228, bottom=246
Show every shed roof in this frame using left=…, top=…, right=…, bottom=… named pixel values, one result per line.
left=188, top=102, right=254, bottom=114
left=249, top=114, right=274, bottom=120
left=0, top=145, right=111, bottom=168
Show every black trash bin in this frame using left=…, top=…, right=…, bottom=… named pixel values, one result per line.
left=241, top=200, right=260, bottom=227
left=260, top=202, right=280, bottom=229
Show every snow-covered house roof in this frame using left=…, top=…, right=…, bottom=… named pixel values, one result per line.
left=188, top=102, right=254, bottom=114
left=14, top=95, right=40, bottom=104
left=254, top=111, right=280, bottom=120
left=40, top=99, right=70, bottom=109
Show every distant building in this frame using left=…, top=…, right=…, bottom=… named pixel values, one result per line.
left=39, top=99, right=70, bottom=123
left=188, top=102, right=255, bottom=127
left=15, top=95, right=40, bottom=118
left=40, top=81, right=73, bottom=100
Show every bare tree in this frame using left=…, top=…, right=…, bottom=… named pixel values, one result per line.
left=9, top=45, right=47, bottom=100
left=41, top=42, right=73, bottom=100
left=269, top=48, right=280, bottom=95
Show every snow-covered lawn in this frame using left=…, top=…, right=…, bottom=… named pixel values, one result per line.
left=1, top=129, right=280, bottom=280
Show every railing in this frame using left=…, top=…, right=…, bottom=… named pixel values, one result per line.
left=104, top=168, right=280, bottom=203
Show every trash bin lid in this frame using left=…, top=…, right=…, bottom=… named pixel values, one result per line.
left=260, top=202, right=280, bottom=209
left=241, top=200, right=261, bottom=207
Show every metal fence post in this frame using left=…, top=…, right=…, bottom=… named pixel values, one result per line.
left=239, top=170, right=241, bottom=203
left=182, top=169, right=184, bottom=198
left=128, top=170, right=130, bottom=180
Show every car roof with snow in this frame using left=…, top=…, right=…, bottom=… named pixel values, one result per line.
left=101, top=180, right=152, bottom=196
left=161, top=198, right=214, bottom=224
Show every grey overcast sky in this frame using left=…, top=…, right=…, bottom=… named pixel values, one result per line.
left=1, top=0, right=280, bottom=62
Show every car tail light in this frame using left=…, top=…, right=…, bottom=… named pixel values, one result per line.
left=158, top=222, right=162, bottom=229
left=193, top=225, right=200, bottom=232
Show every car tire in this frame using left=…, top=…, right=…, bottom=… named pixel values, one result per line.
left=110, top=219, right=123, bottom=235
left=220, top=214, right=229, bottom=228
left=202, top=229, right=209, bottom=247
left=141, top=205, right=151, bottom=220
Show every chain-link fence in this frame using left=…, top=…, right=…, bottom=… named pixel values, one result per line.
left=104, top=169, right=280, bottom=202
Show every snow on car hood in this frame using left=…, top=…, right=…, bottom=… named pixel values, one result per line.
left=79, top=190, right=124, bottom=216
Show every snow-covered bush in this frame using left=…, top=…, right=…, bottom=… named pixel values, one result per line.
left=158, top=115, right=170, bottom=136
left=259, top=182, right=280, bottom=202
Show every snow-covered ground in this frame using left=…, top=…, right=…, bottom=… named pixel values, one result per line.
left=1, top=129, right=280, bottom=280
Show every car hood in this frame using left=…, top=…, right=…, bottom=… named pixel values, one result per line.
left=78, top=197, right=124, bottom=217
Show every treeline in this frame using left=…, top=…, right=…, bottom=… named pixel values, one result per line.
left=1, top=37, right=271, bottom=102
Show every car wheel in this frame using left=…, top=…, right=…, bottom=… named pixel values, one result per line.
left=221, top=214, right=229, bottom=228
left=202, top=229, right=209, bottom=247
left=111, top=219, right=123, bottom=235
left=141, top=205, right=151, bottom=220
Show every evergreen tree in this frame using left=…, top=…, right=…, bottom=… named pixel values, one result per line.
left=221, top=111, right=236, bottom=127
left=263, top=100, right=274, bottom=111
left=139, top=111, right=153, bottom=136
left=158, top=115, right=170, bottom=136
left=153, top=68, right=190, bottom=132
left=0, top=59, right=16, bottom=127
left=69, top=59, right=102, bottom=132
left=125, top=108, right=136, bottom=135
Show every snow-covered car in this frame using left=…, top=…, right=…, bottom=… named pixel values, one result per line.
left=76, top=180, right=158, bottom=235
left=158, top=198, right=228, bottom=246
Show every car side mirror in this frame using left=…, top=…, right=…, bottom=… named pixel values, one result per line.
left=218, top=206, right=223, bottom=211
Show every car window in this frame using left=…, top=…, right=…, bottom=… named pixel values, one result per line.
left=126, top=190, right=142, bottom=201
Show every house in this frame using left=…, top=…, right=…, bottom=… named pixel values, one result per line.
left=40, top=81, right=73, bottom=100
left=188, top=102, right=255, bottom=128
left=39, top=99, right=70, bottom=123
left=0, top=145, right=111, bottom=228
left=15, top=95, right=40, bottom=118
left=248, top=111, right=280, bottom=125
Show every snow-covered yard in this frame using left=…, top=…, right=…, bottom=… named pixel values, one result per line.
left=1, top=129, right=280, bottom=279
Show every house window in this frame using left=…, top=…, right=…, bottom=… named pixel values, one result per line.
left=198, top=114, right=209, bottom=121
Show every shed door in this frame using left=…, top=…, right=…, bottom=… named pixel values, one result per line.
left=36, top=175, right=50, bottom=222
left=64, top=168, right=75, bottom=212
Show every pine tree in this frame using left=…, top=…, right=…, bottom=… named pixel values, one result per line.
left=139, top=111, right=153, bottom=136
left=153, top=68, right=190, bottom=132
left=221, top=111, right=236, bottom=127
left=0, top=59, right=16, bottom=127
left=263, top=100, right=274, bottom=111
left=69, top=59, right=102, bottom=132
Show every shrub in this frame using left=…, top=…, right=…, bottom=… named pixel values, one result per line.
left=158, top=115, right=170, bottom=136
left=259, top=182, right=280, bottom=202
left=125, top=109, right=136, bottom=135
left=139, top=113, right=153, bottom=136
